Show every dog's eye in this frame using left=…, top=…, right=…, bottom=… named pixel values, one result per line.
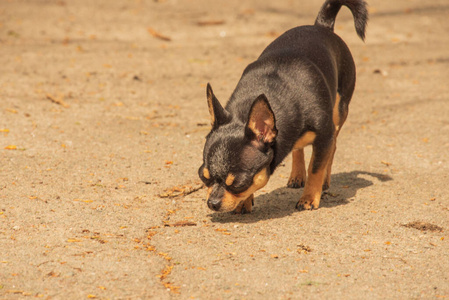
left=199, top=176, right=212, bottom=186
left=230, top=184, right=248, bottom=194
left=227, top=175, right=250, bottom=194
left=198, top=165, right=213, bottom=186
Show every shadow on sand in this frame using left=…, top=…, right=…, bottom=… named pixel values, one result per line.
left=209, top=170, right=392, bottom=224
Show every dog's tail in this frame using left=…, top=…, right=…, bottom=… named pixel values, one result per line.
left=314, top=0, right=368, bottom=41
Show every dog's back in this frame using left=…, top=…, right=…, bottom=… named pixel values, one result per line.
left=226, top=0, right=368, bottom=169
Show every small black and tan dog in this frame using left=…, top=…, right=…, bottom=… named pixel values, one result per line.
left=199, top=0, right=368, bottom=213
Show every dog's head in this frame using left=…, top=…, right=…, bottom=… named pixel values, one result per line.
left=198, top=84, right=277, bottom=212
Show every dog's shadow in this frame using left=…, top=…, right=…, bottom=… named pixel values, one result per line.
left=209, top=170, right=392, bottom=224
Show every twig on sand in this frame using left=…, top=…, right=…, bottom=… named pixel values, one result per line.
left=158, top=182, right=204, bottom=199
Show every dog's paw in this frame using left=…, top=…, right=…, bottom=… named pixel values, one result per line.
left=287, top=177, right=305, bottom=189
left=295, top=202, right=317, bottom=211
left=295, top=194, right=320, bottom=211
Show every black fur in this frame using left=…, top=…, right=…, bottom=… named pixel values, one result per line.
left=199, top=0, right=368, bottom=212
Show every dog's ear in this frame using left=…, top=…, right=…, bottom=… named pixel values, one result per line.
left=206, top=83, right=230, bottom=129
left=246, top=94, right=277, bottom=143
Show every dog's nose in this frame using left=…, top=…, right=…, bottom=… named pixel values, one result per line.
left=207, top=198, right=222, bottom=211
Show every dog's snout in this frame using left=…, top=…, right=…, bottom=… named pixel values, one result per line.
left=207, top=183, right=224, bottom=211
left=207, top=198, right=222, bottom=211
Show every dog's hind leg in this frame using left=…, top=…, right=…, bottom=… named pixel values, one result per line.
left=323, top=92, right=350, bottom=190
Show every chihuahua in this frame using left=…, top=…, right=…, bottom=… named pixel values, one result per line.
left=199, top=0, right=368, bottom=213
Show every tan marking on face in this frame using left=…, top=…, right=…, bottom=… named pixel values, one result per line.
left=252, top=167, right=270, bottom=190
left=333, top=93, right=341, bottom=131
left=206, top=185, right=238, bottom=212
left=225, top=173, right=235, bottom=186
left=293, top=131, right=316, bottom=150
left=203, top=168, right=210, bottom=179
left=231, top=167, right=270, bottom=206
left=208, top=167, right=270, bottom=212
left=219, top=190, right=240, bottom=211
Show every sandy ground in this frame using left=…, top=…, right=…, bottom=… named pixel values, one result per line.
left=1, top=0, right=449, bottom=299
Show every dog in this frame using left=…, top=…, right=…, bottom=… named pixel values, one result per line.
left=198, top=0, right=368, bottom=213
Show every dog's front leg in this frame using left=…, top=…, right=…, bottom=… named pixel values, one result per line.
left=287, top=148, right=307, bottom=188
